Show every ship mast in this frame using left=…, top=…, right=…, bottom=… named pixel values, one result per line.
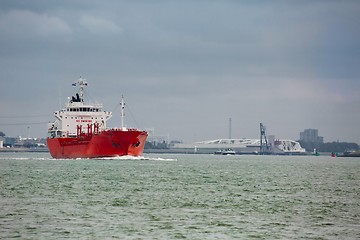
left=120, top=95, right=125, bottom=129
left=72, top=76, right=88, bottom=103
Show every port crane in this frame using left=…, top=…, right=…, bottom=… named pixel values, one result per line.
left=260, top=123, right=271, bottom=154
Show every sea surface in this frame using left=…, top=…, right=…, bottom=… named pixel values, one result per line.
left=0, top=152, right=359, bottom=239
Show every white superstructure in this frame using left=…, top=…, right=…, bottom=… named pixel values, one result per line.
left=48, top=77, right=112, bottom=138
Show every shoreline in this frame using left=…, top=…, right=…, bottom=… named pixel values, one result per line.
left=0, top=148, right=49, bottom=153
left=1, top=148, right=359, bottom=157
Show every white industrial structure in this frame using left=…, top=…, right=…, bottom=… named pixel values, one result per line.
left=171, top=138, right=305, bottom=154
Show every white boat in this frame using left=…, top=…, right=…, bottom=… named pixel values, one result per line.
left=214, top=148, right=236, bottom=155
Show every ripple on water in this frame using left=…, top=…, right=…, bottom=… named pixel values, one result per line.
left=0, top=153, right=360, bottom=239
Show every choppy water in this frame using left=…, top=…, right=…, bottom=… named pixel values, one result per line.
left=1, top=152, right=359, bottom=239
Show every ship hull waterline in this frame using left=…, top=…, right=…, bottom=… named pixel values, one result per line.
left=47, top=129, right=147, bottom=159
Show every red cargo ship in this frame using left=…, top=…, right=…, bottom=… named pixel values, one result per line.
left=47, top=77, right=147, bottom=159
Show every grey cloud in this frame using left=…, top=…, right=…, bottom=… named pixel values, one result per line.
left=79, top=15, right=123, bottom=34
left=0, top=0, right=359, bottom=143
left=0, top=10, right=71, bottom=36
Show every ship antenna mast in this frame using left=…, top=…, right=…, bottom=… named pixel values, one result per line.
left=120, top=95, right=125, bottom=129
left=72, top=76, right=88, bottom=103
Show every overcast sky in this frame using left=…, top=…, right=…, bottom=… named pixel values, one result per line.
left=1, top=0, right=359, bottom=144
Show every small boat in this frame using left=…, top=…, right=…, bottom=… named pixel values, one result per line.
left=214, top=149, right=236, bottom=155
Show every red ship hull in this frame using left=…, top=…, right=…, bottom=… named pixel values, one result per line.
left=47, top=129, right=147, bottom=159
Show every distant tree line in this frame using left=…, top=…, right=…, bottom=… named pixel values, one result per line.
left=0, top=131, right=5, bottom=137
left=298, top=140, right=359, bottom=153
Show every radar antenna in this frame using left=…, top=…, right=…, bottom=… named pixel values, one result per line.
left=72, top=76, right=88, bottom=103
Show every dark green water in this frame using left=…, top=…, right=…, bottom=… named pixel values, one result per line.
left=1, top=152, right=359, bottom=239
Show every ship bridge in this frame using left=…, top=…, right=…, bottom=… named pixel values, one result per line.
left=48, top=77, right=112, bottom=138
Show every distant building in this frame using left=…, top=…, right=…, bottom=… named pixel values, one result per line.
left=300, top=129, right=324, bottom=144
left=3, top=137, right=17, bottom=148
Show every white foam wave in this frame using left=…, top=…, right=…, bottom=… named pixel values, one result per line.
left=100, top=155, right=177, bottom=161
left=1, top=156, right=177, bottom=161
